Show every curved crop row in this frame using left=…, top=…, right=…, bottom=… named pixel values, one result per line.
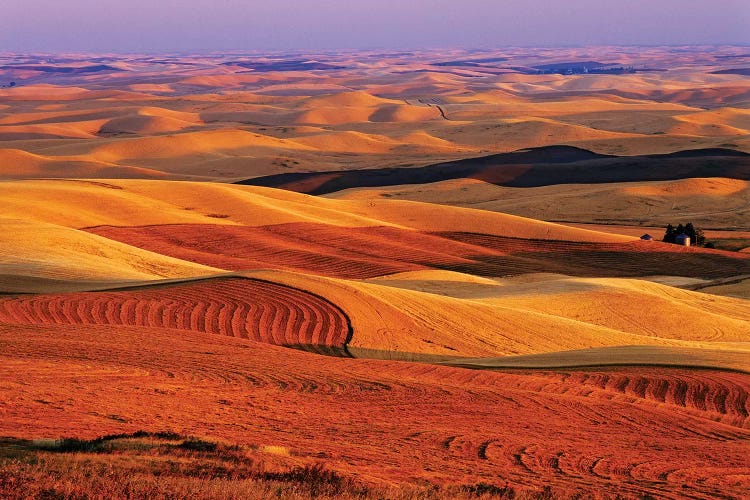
left=572, top=371, right=749, bottom=427
left=0, top=278, right=350, bottom=351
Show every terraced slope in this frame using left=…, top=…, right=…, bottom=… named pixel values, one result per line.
left=8, top=266, right=744, bottom=363
left=238, top=270, right=750, bottom=359
left=0, top=277, right=350, bottom=353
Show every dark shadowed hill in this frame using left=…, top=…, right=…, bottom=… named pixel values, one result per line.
left=710, top=68, right=750, bottom=76
left=0, top=65, right=124, bottom=74
left=235, top=146, right=750, bottom=195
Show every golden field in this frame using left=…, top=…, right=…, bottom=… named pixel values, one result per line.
left=1, top=46, right=749, bottom=499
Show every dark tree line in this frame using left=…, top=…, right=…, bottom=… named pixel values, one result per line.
left=663, top=223, right=709, bottom=247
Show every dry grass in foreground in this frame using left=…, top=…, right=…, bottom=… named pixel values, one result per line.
left=0, top=432, right=585, bottom=500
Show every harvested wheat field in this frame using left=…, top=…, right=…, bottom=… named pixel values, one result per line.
left=2, top=45, right=750, bottom=499
left=2, top=324, right=749, bottom=499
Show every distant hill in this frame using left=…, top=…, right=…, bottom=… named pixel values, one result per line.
left=221, top=60, right=346, bottom=72
left=529, top=61, right=636, bottom=75
left=710, top=68, right=750, bottom=76
left=236, top=146, right=750, bottom=195
left=0, top=65, right=124, bottom=74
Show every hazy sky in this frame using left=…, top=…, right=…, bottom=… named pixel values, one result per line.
left=2, top=0, right=749, bottom=52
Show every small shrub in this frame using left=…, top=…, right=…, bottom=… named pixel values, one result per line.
left=178, top=439, right=218, bottom=452
left=459, top=481, right=516, bottom=498
left=40, top=438, right=102, bottom=453
left=262, top=462, right=362, bottom=497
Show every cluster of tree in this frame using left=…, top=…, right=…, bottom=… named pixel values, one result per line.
left=663, top=223, right=710, bottom=247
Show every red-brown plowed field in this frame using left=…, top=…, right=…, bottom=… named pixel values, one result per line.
left=1, top=323, right=748, bottom=498
left=434, top=232, right=750, bottom=278
left=86, top=223, right=499, bottom=279
left=0, top=278, right=349, bottom=350
left=87, top=223, right=750, bottom=280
